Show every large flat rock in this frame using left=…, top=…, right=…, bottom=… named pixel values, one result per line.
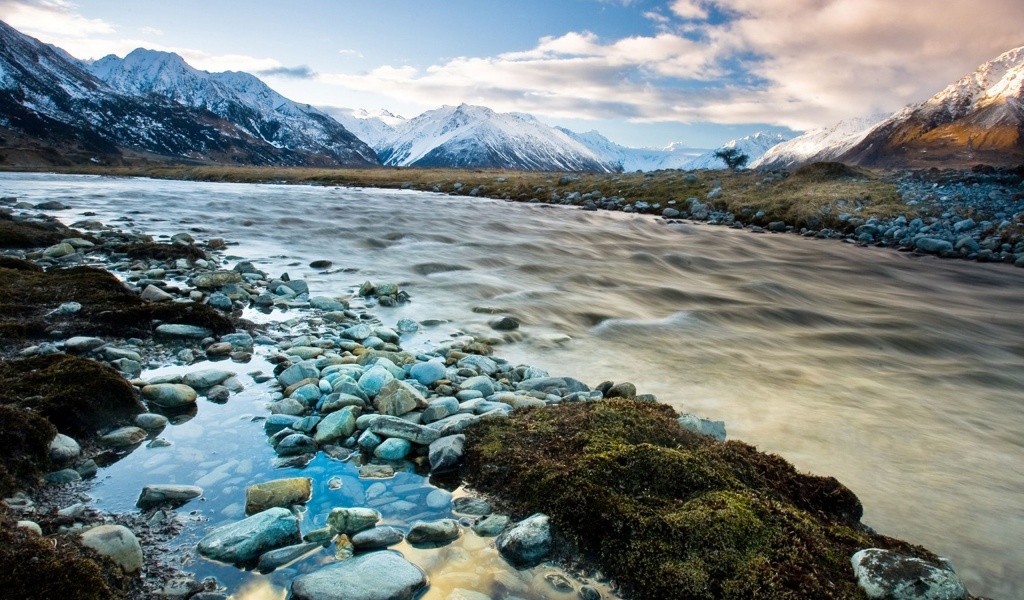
left=290, top=551, right=427, bottom=600
left=197, top=507, right=300, bottom=564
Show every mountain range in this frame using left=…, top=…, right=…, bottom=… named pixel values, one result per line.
left=1, top=17, right=1022, bottom=171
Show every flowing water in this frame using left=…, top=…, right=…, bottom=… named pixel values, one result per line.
left=2, top=173, right=1022, bottom=597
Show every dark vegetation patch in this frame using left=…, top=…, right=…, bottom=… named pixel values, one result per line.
left=0, top=262, right=233, bottom=340
left=787, top=162, right=872, bottom=183
left=0, top=355, right=144, bottom=439
left=0, top=405, right=55, bottom=496
left=0, top=509, right=131, bottom=600
left=464, top=400, right=939, bottom=600
left=111, top=242, right=207, bottom=262
left=0, top=212, right=86, bottom=248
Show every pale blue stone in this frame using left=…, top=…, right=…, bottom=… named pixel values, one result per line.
left=374, top=438, right=412, bottom=460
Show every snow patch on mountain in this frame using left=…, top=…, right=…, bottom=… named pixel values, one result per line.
left=751, top=116, right=887, bottom=169
left=556, top=128, right=705, bottom=172
left=323, top=107, right=405, bottom=150
left=683, top=132, right=788, bottom=170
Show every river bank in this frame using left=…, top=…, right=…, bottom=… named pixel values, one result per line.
left=4, top=172, right=1019, bottom=593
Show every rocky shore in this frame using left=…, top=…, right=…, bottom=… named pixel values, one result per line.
left=0, top=195, right=983, bottom=599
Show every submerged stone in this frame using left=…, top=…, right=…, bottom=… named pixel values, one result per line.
left=197, top=507, right=300, bottom=564
left=137, top=484, right=203, bottom=510
left=290, top=551, right=427, bottom=600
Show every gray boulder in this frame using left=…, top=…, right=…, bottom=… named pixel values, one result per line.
left=141, top=383, right=198, bottom=408
left=369, top=416, right=440, bottom=445
left=428, top=434, right=466, bottom=474
left=373, top=379, right=425, bottom=416
left=137, top=484, right=203, bottom=509
left=915, top=237, right=954, bottom=254
left=328, top=507, right=380, bottom=535
left=48, top=433, right=81, bottom=465
left=496, top=513, right=551, bottom=567
left=182, top=369, right=234, bottom=389
left=197, top=507, right=300, bottom=564
left=80, top=525, right=143, bottom=573
left=407, top=519, right=461, bottom=544
left=851, top=549, right=967, bottom=600
left=677, top=414, right=727, bottom=441
left=256, top=542, right=322, bottom=573
left=290, top=551, right=427, bottom=600
left=350, top=526, right=405, bottom=550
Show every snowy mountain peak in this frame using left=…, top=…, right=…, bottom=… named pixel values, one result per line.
left=751, top=115, right=888, bottom=169
left=923, top=45, right=1024, bottom=119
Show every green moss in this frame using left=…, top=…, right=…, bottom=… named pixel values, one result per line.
left=0, top=264, right=233, bottom=341
left=0, top=355, right=143, bottom=439
left=0, top=405, right=56, bottom=496
left=463, top=399, right=939, bottom=600
left=0, top=511, right=131, bottom=600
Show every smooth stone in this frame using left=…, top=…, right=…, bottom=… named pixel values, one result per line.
left=287, top=346, right=324, bottom=360
left=65, top=336, right=105, bottom=353
left=915, top=237, right=954, bottom=254
left=264, top=414, right=302, bottom=435
left=221, top=332, right=255, bottom=351
left=141, top=284, right=174, bottom=302
left=406, top=519, right=461, bottom=544
left=276, top=434, right=317, bottom=456
left=197, top=507, right=300, bottom=564
left=303, top=526, right=336, bottom=544
left=422, top=397, right=459, bottom=424
left=16, top=520, right=42, bottom=536
left=43, top=242, right=75, bottom=258
left=358, top=464, right=395, bottom=479
left=496, top=513, right=551, bottom=567
left=606, top=382, right=637, bottom=399
left=472, top=514, right=510, bottom=537
left=373, top=438, right=412, bottom=460
left=373, top=379, right=426, bottom=416
left=453, top=496, right=491, bottom=516
left=134, top=413, right=169, bottom=430
left=104, top=347, right=143, bottom=363
left=369, top=416, right=440, bottom=445
left=45, top=468, right=81, bottom=483
left=409, top=360, right=447, bottom=386
left=456, top=355, right=499, bottom=375
left=328, top=507, right=380, bottom=535
left=269, top=398, right=306, bottom=416
left=192, top=271, right=242, bottom=289
left=80, top=525, right=143, bottom=573
left=278, top=363, right=321, bottom=388
left=156, top=324, right=213, bottom=338
left=313, top=406, right=358, bottom=444
left=48, top=433, right=81, bottom=465
left=100, top=426, right=148, bottom=447
left=428, top=434, right=465, bottom=474
left=182, top=369, right=234, bottom=389
left=425, top=488, right=452, bottom=509
left=205, top=342, right=233, bottom=356
left=488, top=316, right=520, bottom=331
left=137, top=484, right=203, bottom=509
left=677, top=414, right=727, bottom=441
left=343, top=323, right=373, bottom=341
left=320, top=393, right=366, bottom=413
left=256, top=542, right=322, bottom=573
left=851, top=549, right=967, bottom=600
left=357, top=367, right=394, bottom=398
left=516, top=376, right=590, bottom=394
left=142, top=383, right=198, bottom=408
left=396, top=319, right=419, bottom=333
left=350, top=526, right=405, bottom=550
left=206, top=385, right=230, bottom=403
left=290, top=551, right=427, bottom=600
left=245, top=478, right=313, bottom=515
left=458, top=375, right=495, bottom=397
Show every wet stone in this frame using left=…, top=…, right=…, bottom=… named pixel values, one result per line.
left=328, top=507, right=380, bottom=535
left=851, top=549, right=967, bottom=600
left=156, top=324, right=214, bottom=338
left=496, top=513, right=551, bottom=568
left=48, top=433, right=81, bottom=465
left=197, top=507, right=301, bottom=564
left=453, top=496, right=491, bottom=516
left=472, top=514, right=510, bottom=537
left=80, top=524, right=143, bottom=573
left=290, top=551, right=427, bottom=600
left=142, top=383, right=198, bottom=408
left=373, top=438, right=412, bottom=460
left=257, top=541, right=322, bottom=573
left=276, top=434, right=317, bottom=456
left=351, top=526, right=405, bottom=550
left=134, top=413, right=169, bottom=430
left=137, top=484, right=203, bottom=510
left=100, top=426, right=148, bottom=447
left=407, top=518, right=461, bottom=545
left=183, top=369, right=234, bottom=389
left=245, top=477, right=313, bottom=515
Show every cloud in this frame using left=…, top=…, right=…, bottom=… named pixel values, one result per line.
left=139, top=26, right=163, bottom=36
left=0, top=0, right=113, bottom=36
left=317, top=0, right=1024, bottom=131
left=338, top=49, right=364, bottom=58
left=257, top=65, right=317, bottom=79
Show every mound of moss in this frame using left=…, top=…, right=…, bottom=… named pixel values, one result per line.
left=0, top=355, right=144, bottom=439
left=464, top=400, right=937, bottom=600
left=0, top=406, right=56, bottom=496
left=0, top=511, right=131, bottom=600
left=0, top=260, right=233, bottom=340
left=112, top=242, right=207, bottom=262
left=0, top=213, right=85, bottom=248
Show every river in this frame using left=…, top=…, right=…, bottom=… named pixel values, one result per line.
left=2, top=173, right=1022, bottom=597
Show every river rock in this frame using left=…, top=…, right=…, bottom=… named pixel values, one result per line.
left=264, top=414, right=301, bottom=435
left=43, top=242, right=76, bottom=258
left=409, top=360, right=446, bottom=386
left=277, top=363, right=320, bottom=388
left=328, top=507, right=380, bottom=535
left=350, top=526, right=405, bottom=550
left=851, top=549, right=967, bottom=600
left=496, top=513, right=551, bottom=567
left=516, top=376, right=590, bottom=395
left=357, top=367, right=394, bottom=398
left=221, top=332, right=254, bottom=351
left=472, top=514, right=510, bottom=537
left=373, top=379, right=425, bottom=416
left=422, top=397, right=459, bottom=424
left=489, top=316, right=520, bottom=331
left=100, top=426, right=147, bottom=447
left=369, top=416, right=440, bottom=445
left=428, top=434, right=465, bottom=474
left=142, top=383, right=198, bottom=408
left=141, top=284, right=174, bottom=302
left=453, top=496, right=491, bottom=516
left=182, top=369, right=234, bottom=389
left=65, top=336, right=106, bottom=353
left=137, top=484, right=203, bottom=509
left=458, top=375, right=495, bottom=398
left=134, top=413, right=169, bottom=430
left=373, top=438, right=412, bottom=460
left=677, top=414, right=727, bottom=441
left=156, top=324, right=214, bottom=338
left=290, top=551, right=427, bottom=600
left=245, top=478, right=313, bottom=515
left=48, top=433, right=81, bottom=465
left=313, top=407, right=358, bottom=444
left=407, top=519, right=461, bottom=544
left=256, top=541, right=322, bottom=573
left=197, top=507, right=300, bottom=564
left=193, top=271, right=242, bottom=289
left=80, top=525, right=143, bottom=573
left=456, top=355, right=499, bottom=375
left=915, top=237, right=954, bottom=254
left=276, top=434, right=317, bottom=456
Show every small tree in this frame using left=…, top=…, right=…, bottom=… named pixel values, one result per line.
left=714, top=147, right=749, bottom=170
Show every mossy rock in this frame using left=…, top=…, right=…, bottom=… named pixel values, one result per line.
left=0, top=264, right=233, bottom=340
left=463, top=399, right=939, bottom=600
left=112, top=242, right=206, bottom=262
left=0, top=511, right=131, bottom=600
left=0, top=405, right=56, bottom=496
left=0, top=214, right=85, bottom=249
left=0, top=355, right=144, bottom=439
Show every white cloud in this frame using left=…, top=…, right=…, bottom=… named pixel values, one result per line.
left=669, top=0, right=708, bottom=20
left=338, top=49, right=364, bottom=58
left=0, top=0, right=113, bottom=37
left=139, top=26, right=163, bottom=36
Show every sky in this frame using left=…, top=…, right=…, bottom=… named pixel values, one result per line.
left=1, top=0, right=1023, bottom=149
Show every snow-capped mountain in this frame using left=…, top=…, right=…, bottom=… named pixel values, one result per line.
left=85, top=49, right=377, bottom=166
left=323, top=107, right=405, bottom=150
left=556, top=128, right=704, bottom=172
left=751, top=115, right=887, bottom=169
left=839, top=46, right=1024, bottom=168
left=376, top=104, right=616, bottom=172
left=682, top=132, right=787, bottom=170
